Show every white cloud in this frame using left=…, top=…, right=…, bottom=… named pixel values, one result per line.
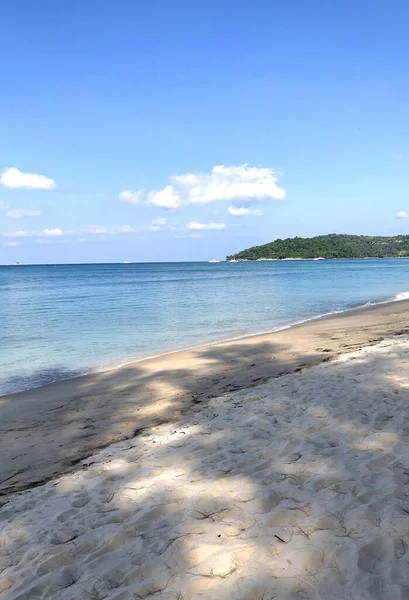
left=2, top=224, right=135, bottom=240
left=396, top=211, right=409, bottom=218
left=228, top=206, right=262, bottom=216
left=186, top=221, right=226, bottom=230
left=3, top=229, right=59, bottom=238
left=83, top=225, right=135, bottom=235
left=175, top=234, right=203, bottom=239
left=43, top=228, right=63, bottom=236
left=147, top=217, right=168, bottom=231
left=7, top=208, right=42, bottom=219
left=3, top=230, right=35, bottom=238
left=120, top=187, right=181, bottom=209
left=119, top=164, right=285, bottom=209
left=4, top=228, right=65, bottom=238
left=83, top=226, right=109, bottom=235
left=118, top=190, right=143, bottom=205
left=173, top=165, right=285, bottom=204
left=4, top=241, right=22, bottom=247
left=152, top=217, right=167, bottom=226
left=36, top=238, right=75, bottom=245
left=1, top=167, right=55, bottom=190
left=148, top=185, right=181, bottom=209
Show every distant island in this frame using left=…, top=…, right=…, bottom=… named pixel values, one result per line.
left=226, top=234, right=409, bottom=261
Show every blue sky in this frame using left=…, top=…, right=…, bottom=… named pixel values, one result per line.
left=1, top=0, right=409, bottom=263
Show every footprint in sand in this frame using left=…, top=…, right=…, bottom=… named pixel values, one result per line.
left=394, top=537, right=407, bottom=559
left=56, top=508, right=79, bottom=523
left=331, top=480, right=357, bottom=494
left=357, top=538, right=386, bottom=574
left=72, top=495, right=91, bottom=508
left=37, top=553, right=73, bottom=576
left=50, top=526, right=85, bottom=545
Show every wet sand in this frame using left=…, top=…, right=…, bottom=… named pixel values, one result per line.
left=2, top=299, right=409, bottom=496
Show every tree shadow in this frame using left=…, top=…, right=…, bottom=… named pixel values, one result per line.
left=0, top=338, right=327, bottom=495
left=2, top=337, right=409, bottom=598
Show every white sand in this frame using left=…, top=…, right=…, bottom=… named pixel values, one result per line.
left=2, top=337, right=409, bottom=599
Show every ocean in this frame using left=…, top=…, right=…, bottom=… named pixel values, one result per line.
left=1, top=259, right=409, bottom=396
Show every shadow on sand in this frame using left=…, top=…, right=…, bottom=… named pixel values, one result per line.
left=2, top=336, right=409, bottom=598
left=0, top=338, right=328, bottom=495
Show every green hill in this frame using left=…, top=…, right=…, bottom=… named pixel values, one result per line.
left=226, top=234, right=409, bottom=261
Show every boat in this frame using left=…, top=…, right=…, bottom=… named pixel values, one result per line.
left=227, top=259, right=238, bottom=263
left=122, top=260, right=132, bottom=264
left=208, top=258, right=220, bottom=263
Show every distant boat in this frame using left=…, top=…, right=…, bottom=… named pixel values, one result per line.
left=122, top=260, right=132, bottom=264
left=12, top=261, right=20, bottom=266
left=227, top=259, right=238, bottom=263
left=208, top=258, right=221, bottom=263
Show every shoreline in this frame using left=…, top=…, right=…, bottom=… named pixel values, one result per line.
left=88, top=302, right=390, bottom=374
left=2, top=297, right=409, bottom=496
left=0, top=305, right=356, bottom=397
left=92, top=292, right=409, bottom=374
left=4, top=290, right=409, bottom=398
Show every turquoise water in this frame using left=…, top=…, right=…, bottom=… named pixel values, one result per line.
left=1, top=259, right=409, bottom=395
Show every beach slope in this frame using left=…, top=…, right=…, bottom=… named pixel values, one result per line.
left=2, top=299, right=409, bottom=496
left=2, top=331, right=409, bottom=597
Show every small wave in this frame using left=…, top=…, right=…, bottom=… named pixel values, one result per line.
left=349, top=301, right=373, bottom=309
left=350, top=290, right=409, bottom=309
left=394, top=291, right=409, bottom=301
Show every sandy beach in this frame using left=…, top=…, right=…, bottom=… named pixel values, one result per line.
left=2, top=300, right=409, bottom=597
left=2, top=299, right=409, bottom=496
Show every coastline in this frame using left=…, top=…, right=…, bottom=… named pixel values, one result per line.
left=4, top=287, right=409, bottom=397
left=2, top=297, right=409, bottom=496
left=227, top=256, right=409, bottom=261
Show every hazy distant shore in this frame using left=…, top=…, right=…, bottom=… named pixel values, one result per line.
left=227, top=255, right=409, bottom=261
left=226, top=233, right=409, bottom=262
